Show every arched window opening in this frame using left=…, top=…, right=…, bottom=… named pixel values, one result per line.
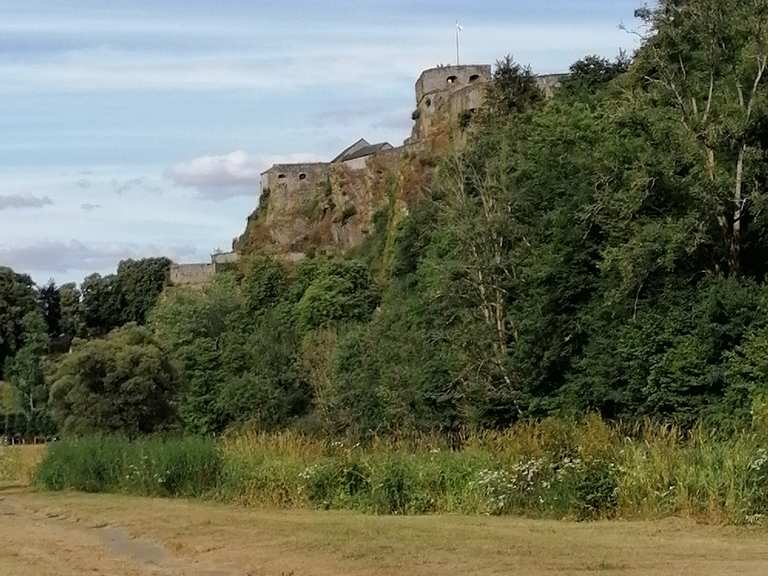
left=425, top=98, right=432, bottom=108
left=469, top=74, right=480, bottom=82
left=298, top=173, right=307, bottom=181
left=277, top=174, right=286, bottom=180
left=447, top=75, right=458, bottom=85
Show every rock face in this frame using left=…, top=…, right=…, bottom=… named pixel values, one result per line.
left=235, top=147, right=408, bottom=260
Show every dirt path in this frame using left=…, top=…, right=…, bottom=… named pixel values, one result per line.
left=3, top=488, right=768, bottom=575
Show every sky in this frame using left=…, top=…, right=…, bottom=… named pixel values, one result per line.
left=0, top=0, right=645, bottom=285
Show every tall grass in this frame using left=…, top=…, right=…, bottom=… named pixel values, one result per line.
left=0, top=444, right=45, bottom=486
left=35, top=436, right=221, bottom=497
left=33, top=417, right=768, bottom=523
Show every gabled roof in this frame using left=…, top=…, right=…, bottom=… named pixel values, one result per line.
left=331, top=138, right=371, bottom=163
left=333, top=141, right=393, bottom=163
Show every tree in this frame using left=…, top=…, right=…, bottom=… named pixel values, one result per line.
left=294, top=259, right=378, bottom=332
left=80, top=273, right=121, bottom=336
left=80, top=258, right=171, bottom=336
left=485, top=55, right=544, bottom=118
left=0, top=267, right=38, bottom=379
left=38, top=281, right=61, bottom=340
left=4, top=309, right=51, bottom=434
left=633, top=0, right=768, bottom=275
left=561, top=53, right=631, bottom=98
left=49, top=324, right=179, bottom=436
left=242, top=256, right=287, bottom=316
left=116, top=257, right=171, bottom=325
left=150, top=274, right=243, bottom=434
left=58, top=283, right=83, bottom=343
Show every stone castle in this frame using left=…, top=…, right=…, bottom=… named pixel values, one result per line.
left=170, top=64, right=564, bottom=286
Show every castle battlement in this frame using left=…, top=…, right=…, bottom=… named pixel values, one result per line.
left=415, top=64, right=492, bottom=104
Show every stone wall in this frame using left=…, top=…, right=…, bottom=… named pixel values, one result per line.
left=410, top=65, right=492, bottom=143
left=261, top=162, right=330, bottom=195
left=212, top=252, right=238, bottom=264
left=170, top=263, right=214, bottom=286
left=415, top=65, right=492, bottom=103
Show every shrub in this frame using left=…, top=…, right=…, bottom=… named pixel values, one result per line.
left=48, top=325, right=179, bottom=436
left=573, top=459, right=618, bottom=520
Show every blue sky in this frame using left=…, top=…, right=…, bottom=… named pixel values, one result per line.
left=0, top=0, right=644, bottom=284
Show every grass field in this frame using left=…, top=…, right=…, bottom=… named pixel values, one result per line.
left=2, top=488, right=768, bottom=576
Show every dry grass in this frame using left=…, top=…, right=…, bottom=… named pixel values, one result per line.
left=0, top=444, right=46, bottom=486
left=3, top=489, right=768, bottom=575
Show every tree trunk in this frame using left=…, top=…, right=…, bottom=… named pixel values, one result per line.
left=730, top=145, right=747, bottom=274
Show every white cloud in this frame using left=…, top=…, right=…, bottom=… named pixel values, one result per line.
left=80, top=203, right=101, bottom=212
left=166, top=150, right=323, bottom=200
left=0, top=194, right=53, bottom=210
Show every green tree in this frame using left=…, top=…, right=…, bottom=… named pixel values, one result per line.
left=242, top=256, right=287, bottom=315
left=560, top=53, right=630, bottom=99
left=485, top=55, right=544, bottom=117
left=0, top=267, right=39, bottom=379
left=150, top=274, right=243, bottom=434
left=116, top=257, right=171, bottom=324
left=49, top=324, right=179, bottom=436
left=294, top=259, right=378, bottom=332
left=80, top=273, right=121, bottom=336
left=633, top=0, right=768, bottom=275
left=58, top=283, right=83, bottom=343
left=38, top=281, right=61, bottom=340
left=3, top=310, right=53, bottom=436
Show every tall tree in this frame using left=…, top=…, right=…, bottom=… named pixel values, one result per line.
left=0, top=267, right=38, bottom=378
left=116, top=257, right=171, bottom=325
left=80, top=273, right=121, bottom=336
left=634, top=0, right=768, bottom=275
left=38, top=281, right=61, bottom=340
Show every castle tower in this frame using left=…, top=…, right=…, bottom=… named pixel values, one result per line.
left=408, top=64, right=492, bottom=143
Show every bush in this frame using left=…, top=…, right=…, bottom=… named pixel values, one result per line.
left=573, top=459, right=618, bottom=520
left=49, top=325, right=179, bottom=436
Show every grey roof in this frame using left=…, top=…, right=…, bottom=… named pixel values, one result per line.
left=333, top=142, right=393, bottom=163
left=331, top=138, right=370, bottom=163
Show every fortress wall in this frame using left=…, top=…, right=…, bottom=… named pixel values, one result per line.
left=341, top=156, right=369, bottom=171
left=447, top=83, right=488, bottom=121
left=262, top=163, right=329, bottom=194
left=415, top=65, right=492, bottom=103
left=411, top=65, right=492, bottom=142
left=212, top=251, right=240, bottom=265
left=170, top=263, right=214, bottom=286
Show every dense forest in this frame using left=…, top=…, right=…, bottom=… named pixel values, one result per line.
left=4, top=0, right=768, bottom=440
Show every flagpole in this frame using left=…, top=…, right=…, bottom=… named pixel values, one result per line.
left=456, top=22, right=460, bottom=65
